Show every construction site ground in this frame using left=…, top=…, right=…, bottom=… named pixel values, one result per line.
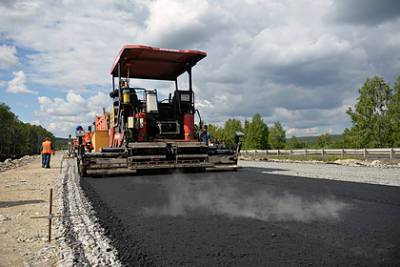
left=83, top=164, right=400, bottom=266
left=1, top=156, right=400, bottom=266
left=0, top=153, right=61, bottom=267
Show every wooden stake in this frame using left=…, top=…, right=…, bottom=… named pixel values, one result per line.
left=48, top=188, right=53, bottom=242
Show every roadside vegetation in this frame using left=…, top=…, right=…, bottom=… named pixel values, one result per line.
left=1, top=75, right=399, bottom=159
left=0, top=103, right=55, bottom=160
left=209, top=75, right=400, bottom=150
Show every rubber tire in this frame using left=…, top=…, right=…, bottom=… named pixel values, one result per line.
left=78, top=161, right=87, bottom=177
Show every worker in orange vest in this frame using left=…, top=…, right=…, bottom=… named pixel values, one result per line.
left=41, top=137, right=55, bottom=168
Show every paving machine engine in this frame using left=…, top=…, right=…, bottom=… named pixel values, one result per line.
left=78, top=45, right=240, bottom=176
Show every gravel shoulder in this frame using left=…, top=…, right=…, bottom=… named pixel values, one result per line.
left=56, top=158, right=121, bottom=266
left=239, top=160, right=400, bottom=187
left=0, top=153, right=61, bottom=267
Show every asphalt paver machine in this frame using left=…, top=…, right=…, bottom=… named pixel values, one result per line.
left=78, top=45, right=240, bottom=176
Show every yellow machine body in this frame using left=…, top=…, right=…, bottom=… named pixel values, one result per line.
left=92, top=131, right=109, bottom=152
left=123, top=90, right=130, bottom=104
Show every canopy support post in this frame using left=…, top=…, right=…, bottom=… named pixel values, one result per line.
left=188, top=67, right=192, bottom=92
left=118, top=62, right=121, bottom=91
left=116, top=62, right=122, bottom=128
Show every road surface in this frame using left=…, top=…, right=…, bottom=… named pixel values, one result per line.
left=82, top=167, right=400, bottom=266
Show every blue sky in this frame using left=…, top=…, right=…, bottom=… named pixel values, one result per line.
left=0, top=0, right=399, bottom=137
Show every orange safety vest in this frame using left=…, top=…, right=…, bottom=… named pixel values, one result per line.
left=42, top=140, right=53, bottom=154
left=83, top=132, right=92, bottom=144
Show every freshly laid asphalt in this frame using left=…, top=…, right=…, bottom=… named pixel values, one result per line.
left=81, top=167, right=400, bottom=266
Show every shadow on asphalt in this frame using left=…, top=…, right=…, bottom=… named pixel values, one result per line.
left=86, top=167, right=291, bottom=179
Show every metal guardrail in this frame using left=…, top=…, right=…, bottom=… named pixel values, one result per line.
left=240, top=148, right=400, bottom=160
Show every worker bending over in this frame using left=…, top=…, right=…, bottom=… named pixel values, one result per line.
left=41, top=137, right=55, bottom=168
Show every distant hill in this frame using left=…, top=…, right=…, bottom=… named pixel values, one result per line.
left=294, top=134, right=343, bottom=144
left=54, top=137, right=69, bottom=150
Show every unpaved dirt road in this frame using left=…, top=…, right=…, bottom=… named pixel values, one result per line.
left=0, top=153, right=60, bottom=267
left=82, top=168, right=400, bottom=266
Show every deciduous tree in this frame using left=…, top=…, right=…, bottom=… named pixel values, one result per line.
left=346, top=77, right=392, bottom=148
left=388, top=75, right=400, bottom=146
left=314, top=133, right=332, bottom=148
left=0, top=102, right=54, bottom=159
left=243, top=113, right=269, bottom=149
left=286, top=135, right=304, bottom=149
left=268, top=121, right=286, bottom=149
left=221, top=119, right=243, bottom=149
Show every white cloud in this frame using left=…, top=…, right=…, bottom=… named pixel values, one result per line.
left=286, top=127, right=320, bottom=137
left=88, top=92, right=110, bottom=109
left=0, top=45, right=18, bottom=69
left=38, top=92, right=85, bottom=116
left=142, top=0, right=227, bottom=48
left=270, top=106, right=350, bottom=130
left=251, top=31, right=352, bottom=67
left=0, top=1, right=145, bottom=88
left=6, top=70, right=36, bottom=94
left=36, top=91, right=110, bottom=136
left=144, top=1, right=208, bottom=40
left=1, top=0, right=399, bottom=136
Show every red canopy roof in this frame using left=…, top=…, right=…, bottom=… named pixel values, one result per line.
left=110, top=45, right=207, bottom=80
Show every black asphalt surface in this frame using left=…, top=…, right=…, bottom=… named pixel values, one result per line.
left=81, top=167, right=400, bottom=266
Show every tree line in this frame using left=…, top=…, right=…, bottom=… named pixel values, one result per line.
left=0, top=74, right=398, bottom=159
left=208, top=75, right=400, bottom=150
left=0, top=103, right=55, bottom=160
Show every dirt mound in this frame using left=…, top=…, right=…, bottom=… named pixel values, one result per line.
left=0, top=155, right=39, bottom=172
